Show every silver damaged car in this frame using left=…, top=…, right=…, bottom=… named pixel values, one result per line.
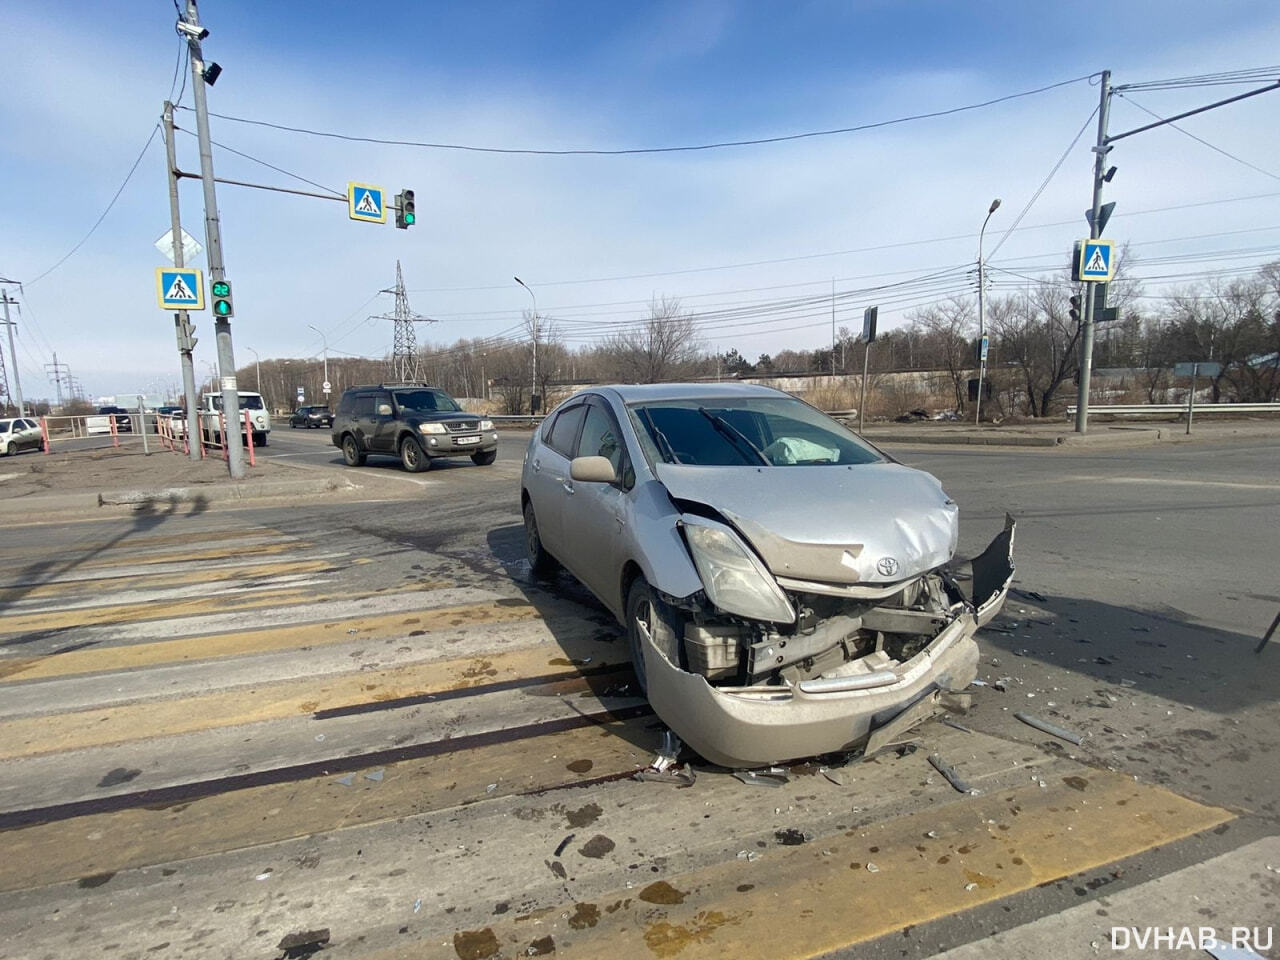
left=520, top=384, right=1014, bottom=768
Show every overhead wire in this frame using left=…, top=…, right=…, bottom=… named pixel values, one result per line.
left=24, top=123, right=162, bottom=288
left=1114, top=92, right=1280, bottom=182
left=176, top=73, right=1095, bottom=157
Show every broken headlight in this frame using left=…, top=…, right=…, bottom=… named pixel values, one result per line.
left=681, top=516, right=795, bottom=625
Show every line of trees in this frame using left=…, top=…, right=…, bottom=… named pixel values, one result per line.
left=234, top=260, right=1280, bottom=418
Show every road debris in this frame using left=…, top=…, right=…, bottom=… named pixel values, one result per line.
left=993, top=677, right=1013, bottom=692
left=413, top=899, right=422, bottom=914
left=928, top=753, right=978, bottom=795
left=277, top=928, right=330, bottom=959
left=820, top=766, right=844, bottom=785
left=964, top=882, right=978, bottom=892
left=865, top=862, right=880, bottom=873
left=553, top=834, right=575, bottom=858
left=485, top=783, right=497, bottom=793
left=334, top=775, right=354, bottom=787
left=1015, top=712, right=1084, bottom=745
left=634, top=766, right=696, bottom=786
left=774, top=828, right=809, bottom=846
left=736, top=850, right=760, bottom=862
left=942, top=718, right=974, bottom=734
left=365, top=769, right=384, bottom=782
left=733, top=767, right=790, bottom=788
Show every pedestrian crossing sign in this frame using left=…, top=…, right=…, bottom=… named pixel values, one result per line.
left=347, top=182, right=387, bottom=223
left=155, top=266, right=205, bottom=310
left=1078, top=238, right=1114, bottom=282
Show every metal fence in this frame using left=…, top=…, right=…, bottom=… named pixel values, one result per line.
left=1065, top=402, right=1280, bottom=417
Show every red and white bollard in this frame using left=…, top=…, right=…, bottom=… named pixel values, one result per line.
left=244, top=408, right=256, bottom=468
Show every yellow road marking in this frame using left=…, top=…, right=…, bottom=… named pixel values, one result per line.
left=0, top=584, right=320, bottom=635
left=0, top=600, right=542, bottom=683
left=0, top=716, right=652, bottom=893
left=0, top=638, right=628, bottom=759
left=0, top=558, right=341, bottom=602
left=429, top=770, right=1232, bottom=960
left=76, top=541, right=303, bottom=569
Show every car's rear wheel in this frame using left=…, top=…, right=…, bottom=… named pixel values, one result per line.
left=341, top=435, right=366, bottom=466
left=471, top=449, right=497, bottom=466
left=523, top=501, right=559, bottom=578
left=400, top=435, right=430, bottom=472
left=625, top=575, right=684, bottom=696
left=4, top=442, right=14, bottom=457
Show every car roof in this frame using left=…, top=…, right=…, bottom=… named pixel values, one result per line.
left=587, top=382, right=789, bottom=404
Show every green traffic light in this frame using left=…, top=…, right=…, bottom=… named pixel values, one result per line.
left=211, top=281, right=230, bottom=297
left=404, top=212, right=415, bottom=225
left=215, top=300, right=231, bottom=316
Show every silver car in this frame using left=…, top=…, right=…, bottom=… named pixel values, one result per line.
left=0, top=417, right=43, bottom=456
left=520, top=383, right=1014, bottom=768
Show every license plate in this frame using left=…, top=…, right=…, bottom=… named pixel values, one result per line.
left=456, top=435, right=481, bottom=446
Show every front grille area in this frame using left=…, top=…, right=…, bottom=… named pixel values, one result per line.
left=445, top=420, right=477, bottom=433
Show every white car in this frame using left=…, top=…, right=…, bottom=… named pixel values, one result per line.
left=0, top=417, right=43, bottom=456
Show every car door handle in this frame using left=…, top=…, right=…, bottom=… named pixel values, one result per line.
left=561, top=480, right=575, bottom=494
left=532, top=459, right=541, bottom=472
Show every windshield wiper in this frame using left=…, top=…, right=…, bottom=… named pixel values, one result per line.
left=697, top=408, right=769, bottom=465
left=639, top=408, right=681, bottom=464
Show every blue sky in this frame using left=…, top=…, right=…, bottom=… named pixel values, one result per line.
left=1, top=1, right=1278, bottom=399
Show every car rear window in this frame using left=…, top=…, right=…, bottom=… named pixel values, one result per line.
left=0, top=421, right=10, bottom=433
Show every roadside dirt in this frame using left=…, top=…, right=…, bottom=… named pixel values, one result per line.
left=0, top=446, right=281, bottom=501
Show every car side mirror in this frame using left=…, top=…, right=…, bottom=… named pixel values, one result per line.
left=570, top=455, right=617, bottom=484
left=376, top=403, right=393, bottom=416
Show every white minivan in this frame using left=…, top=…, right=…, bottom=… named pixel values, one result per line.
left=199, top=391, right=271, bottom=447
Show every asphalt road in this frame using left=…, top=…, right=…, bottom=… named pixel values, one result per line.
left=0, top=435, right=1275, bottom=959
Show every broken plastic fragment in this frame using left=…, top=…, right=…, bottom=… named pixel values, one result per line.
left=733, top=769, right=788, bottom=788
left=865, top=862, right=880, bottom=873
left=365, top=769, right=385, bottom=782
left=335, top=775, right=355, bottom=787
left=964, top=882, right=978, bottom=892
left=485, top=783, right=497, bottom=793
left=1014, top=712, right=1084, bottom=745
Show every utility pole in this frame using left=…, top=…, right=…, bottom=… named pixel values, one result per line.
left=0, top=292, right=20, bottom=415
left=182, top=0, right=245, bottom=478
left=163, top=100, right=203, bottom=460
left=1074, top=70, right=1112, bottom=434
left=975, top=197, right=1001, bottom=425
left=45, top=352, right=69, bottom=409
left=307, top=325, right=328, bottom=397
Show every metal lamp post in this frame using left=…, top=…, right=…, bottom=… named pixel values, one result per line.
left=513, top=277, right=539, bottom=414
left=246, top=346, right=261, bottom=394
left=307, top=324, right=329, bottom=400
left=975, top=197, right=1001, bottom=425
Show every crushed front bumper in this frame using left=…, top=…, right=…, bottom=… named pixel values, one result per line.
left=641, top=517, right=1016, bottom=769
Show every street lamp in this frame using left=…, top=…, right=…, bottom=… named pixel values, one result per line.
left=307, top=324, right=329, bottom=399
left=513, top=276, right=539, bottom=414
left=975, top=197, right=1001, bottom=425
left=245, top=346, right=261, bottom=394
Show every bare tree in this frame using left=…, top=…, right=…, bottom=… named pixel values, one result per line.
left=910, top=298, right=975, bottom=412
left=602, top=297, right=702, bottom=383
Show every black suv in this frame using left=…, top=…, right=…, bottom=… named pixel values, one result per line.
left=289, top=405, right=333, bottom=429
left=97, top=406, right=133, bottom=433
left=331, top=383, right=497, bottom=472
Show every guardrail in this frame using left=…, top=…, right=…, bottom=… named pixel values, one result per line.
left=489, top=414, right=546, bottom=425
left=1066, top=402, right=1280, bottom=416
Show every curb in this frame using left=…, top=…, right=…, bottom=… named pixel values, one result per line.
left=97, top=475, right=355, bottom=507
left=865, top=433, right=1061, bottom=447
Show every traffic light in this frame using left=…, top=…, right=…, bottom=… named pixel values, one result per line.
left=210, top=279, right=234, bottom=318
left=395, top=189, right=416, bottom=229
left=1068, top=294, right=1082, bottom=325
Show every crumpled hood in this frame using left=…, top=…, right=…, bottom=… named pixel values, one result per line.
left=656, top=462, right=958, bottom=584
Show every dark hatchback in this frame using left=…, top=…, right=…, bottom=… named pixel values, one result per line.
left=330, top=383, right=498, bottom=472
left=289, top=406, right=333, bottom=429
left=97, top=406, right=132, bottom=432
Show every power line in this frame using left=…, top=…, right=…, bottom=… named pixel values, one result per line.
left=1115, top=93, right=1280, bottom=182
left=1116, top=66, right=1280, bottom=93
left=174, top=126, right=346, bottom=197
left=24, top=123, right=161, bottom=287
left=177, top=74, right=1094, bottom=157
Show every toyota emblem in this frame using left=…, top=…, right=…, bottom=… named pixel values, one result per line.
left=876, top=557, right=900, bottom=577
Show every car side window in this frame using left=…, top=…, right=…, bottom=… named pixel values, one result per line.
left=547, top=404, right=586, bottom=457
left=354, top=395, right=375, bottom=417
left=337, top=393, right=355, bottom=416
left=0, top=421, right=10, bottom=433
left=577, top=404, right=629, bottom=483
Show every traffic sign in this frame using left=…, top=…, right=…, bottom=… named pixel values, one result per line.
left=296, top=386, right=305, bottom=401
left=979, top=334, right=989, bottom=363
left=347, top=182, right=387, bottom=223
left=1174, top=361, right=1222, bottom=378
left=862, top=306, right=878, bottom=343
left=154, top=228, right=203, bottom=265
left=156, top=267, right=205, bottom=310
left=1078, top=239, right=1115, bottom=282
left=322, top=380, right=331, bottom=393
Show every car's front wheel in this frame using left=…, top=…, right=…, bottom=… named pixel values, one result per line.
left=625, top=575, right=684, bottom=696
left=523, top=501, right=559, bottom=578
left=471, top=449, right=497, bottom=466
left=3, top=442, right=14, bottom=457
left=400, top=435, right=430, bottom=472
left=341, top=435, right=366, bottom=466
